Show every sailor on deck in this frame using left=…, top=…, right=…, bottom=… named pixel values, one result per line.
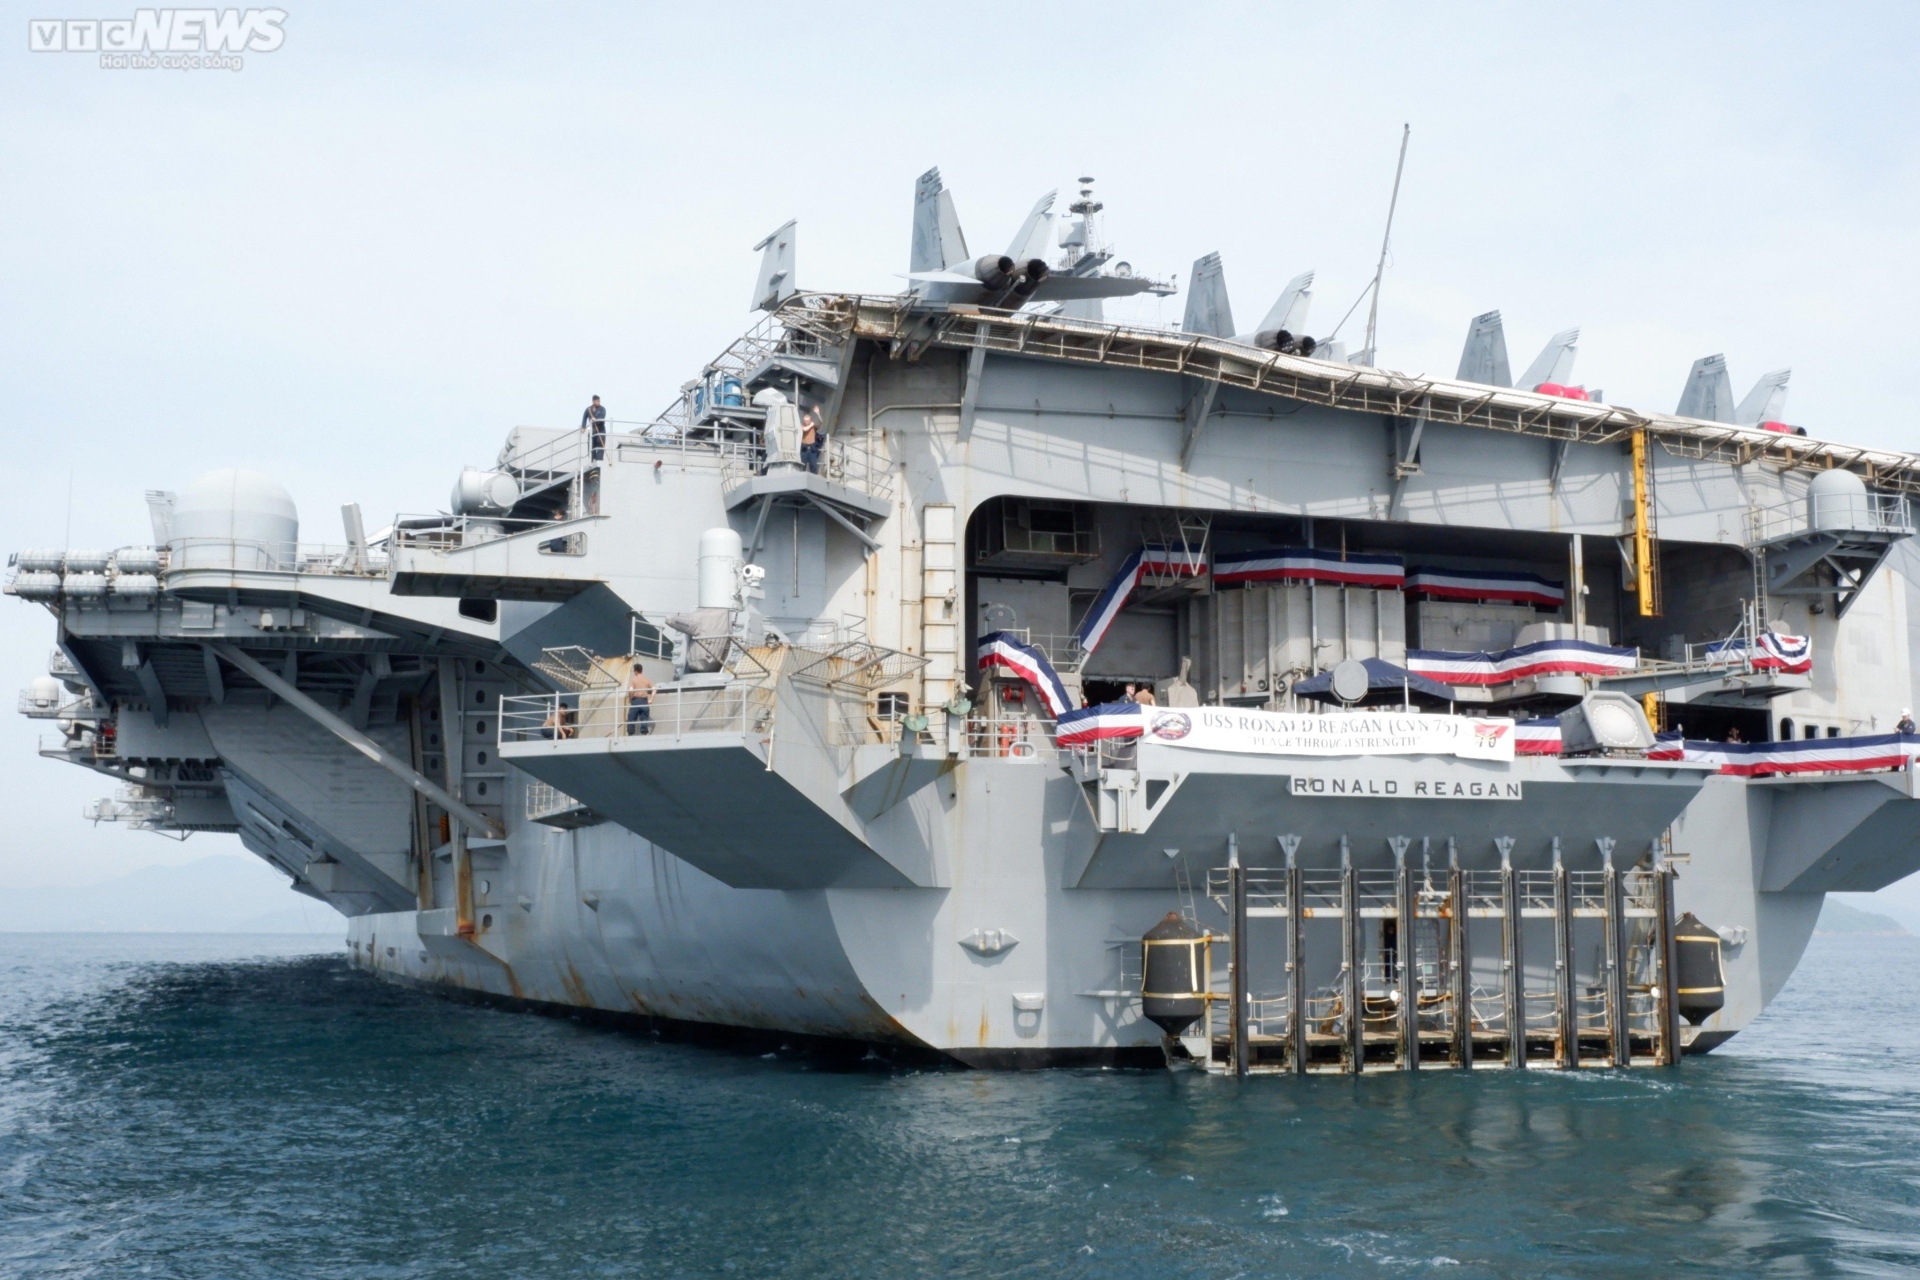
left=799, top=407, right=823, bottom=473
left=582, top=395, right=607, bottom=461
left=626, top=665, right=655, bottom=736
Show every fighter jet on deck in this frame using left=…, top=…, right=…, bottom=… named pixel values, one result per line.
left=1676, top=356, right=1801, bottom=433
left=1456, top=311, right=1587, bottom=398
left=1179, top=252, right=1328, bottom=357
left=901, top=168, right=1173, bottom=309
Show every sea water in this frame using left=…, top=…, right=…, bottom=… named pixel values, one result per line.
left=1, top=930, right=1916, bottom=1278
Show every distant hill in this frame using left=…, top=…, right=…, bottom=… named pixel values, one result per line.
left=1816, top=899, right=1911, bottom=937
left=0, top=856, right=342, bottom=935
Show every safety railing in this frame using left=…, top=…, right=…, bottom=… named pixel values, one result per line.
left=717, top=424, right=895, bottom=504
left=1516, top=869, right=1559, bottom=915
left=611, top=420, right=762, bottom=462
left=983, top=627, right=1087, bottom=673
left=164, top=538, right=389, bottom=577
left=388, top=513, right=586, bottom=553
left=1747, top=491, right=1915, bottom=545
left=1568, top=870, right=1609, bottom=915
left=1247, top=994, right=1292, bottom=1039
left=628, top=616, right=675, bottom=662
left=1354, top=871, right=1398, bottom=916
left=1621, top=868, right=1661, bottom=918
left=644, top=304, right=850, bottom=438
left=961, top=714, right=1059, bottom=761
left=497, top=424, right=601, bottom=484
left=498, top=684, right=774, bottom=743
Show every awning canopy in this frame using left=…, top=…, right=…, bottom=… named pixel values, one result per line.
left=1292, top=657, right=1455, bottom=707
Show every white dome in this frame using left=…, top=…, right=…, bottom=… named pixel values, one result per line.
left=170, top=469, right=299, bottom=570
left=1807, top=468, right=1870, bottom=532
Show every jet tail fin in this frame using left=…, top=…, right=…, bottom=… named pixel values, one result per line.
left=750, top=220, right=797, bottom=312
left=1675, top=354, right=1736, bottom=422
left=1456, top=310, right=1512, bottom=387
left=1516, top=327, right=1579, bottom=390
left=1255, top=270, right=1315, bottom=335
left=1006, top=190, right=1057, bottom=263
left=1181, top=252, right=1234, bottom=338
left=910, top=168, right=969, bottom=273
left=1735, top=368, right=1791, bottom=425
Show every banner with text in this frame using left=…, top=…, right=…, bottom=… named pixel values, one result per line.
left=1141, top=708, right=1516, bottom=761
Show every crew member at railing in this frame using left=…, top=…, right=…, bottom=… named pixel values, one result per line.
left=625, top=665, right=655, bottom=736
left=800, top=407, right=823, bottom=473
left=582, top=395, right=607, bottom=461
left=1900, top=709, right=1916, bottom=735
left=541, top=700, right=576, bottom=741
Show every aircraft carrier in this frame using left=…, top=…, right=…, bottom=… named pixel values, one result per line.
left=14, top=170, right=1920, bottom=1071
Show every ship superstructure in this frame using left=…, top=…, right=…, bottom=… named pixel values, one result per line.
left=14, top=169, right=1920, bottom=1070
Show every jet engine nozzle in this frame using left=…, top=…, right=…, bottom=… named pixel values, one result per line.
left=1252, top=329, right=1318, bottom=356
left=966, top=254, right=1016, bottom=290
left=1012, top=258, right=1051, bottom=298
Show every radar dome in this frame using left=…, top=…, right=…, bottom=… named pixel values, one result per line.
left=1807, top=468, right=1870, bottom=532
left=169, top=469, right=299, bottom=570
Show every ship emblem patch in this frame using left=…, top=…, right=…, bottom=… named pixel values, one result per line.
left=1473, top=722, right=1511, bottom=748
left=1150, top=712, right=1192, bottom=740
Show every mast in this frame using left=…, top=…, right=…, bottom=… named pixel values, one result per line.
left=1361, top=124, right=1411, bottom=366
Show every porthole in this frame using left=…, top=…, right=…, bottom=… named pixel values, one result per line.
left=481, top=913, right=494, bottom=929
left=479, top=879, right=491, bottom=894
left=477, top=750, right=488, bottom=765
left=476, top=721, right=488, bottom=736
left=476, top=782, right=488, bottom=796
left=475, top=690, right=486, bottom=705
left=475, top=661, right=487, bottom=674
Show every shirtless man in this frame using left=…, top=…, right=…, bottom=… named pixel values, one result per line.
left=626, top=665, right=656, bottom=736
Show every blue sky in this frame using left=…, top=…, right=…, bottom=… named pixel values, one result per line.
left=4, top=2, right=1920, bottom=916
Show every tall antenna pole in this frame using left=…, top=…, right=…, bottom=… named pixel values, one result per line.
left=1362, top=124, right=1411, bottom=366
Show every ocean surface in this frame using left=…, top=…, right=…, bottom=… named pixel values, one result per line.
left=1, top=932, right=1917, bottom=1278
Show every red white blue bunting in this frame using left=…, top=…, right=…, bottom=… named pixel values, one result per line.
left=1074, top=546, right=1206, bottom=655
left=1703, top=631, right=1813, bottom=675
left=1405, top=639, right=1639, bottom=687
left=1648, top=732, right=1918, bottom=776
left=1514, top=719, right=1563, bottom=754
left=1213, top=547, right=1405, bottom=589
left=1055, top=701, right=1147, bottom=746
left=977, top=631, right=1074, bottom=718
left=1405, top=567, right=1565, bottom=608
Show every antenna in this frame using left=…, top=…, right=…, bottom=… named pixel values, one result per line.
left=1361, top=124, right=1411, bottom=365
